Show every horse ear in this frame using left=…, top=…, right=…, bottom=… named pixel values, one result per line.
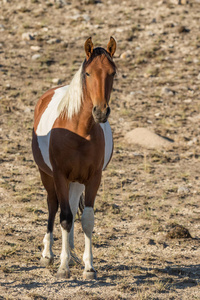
left=107, top=36, right=116, bottom=57
left=85, top=37, right=94, bottom=60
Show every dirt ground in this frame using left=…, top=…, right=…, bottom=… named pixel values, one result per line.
left=0, top=0, right=200, bottom=299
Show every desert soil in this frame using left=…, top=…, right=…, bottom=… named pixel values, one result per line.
left=0, top=0, right=200, bottom=299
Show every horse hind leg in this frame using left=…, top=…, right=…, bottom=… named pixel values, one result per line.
left=39, top=169, right=58, bottom=266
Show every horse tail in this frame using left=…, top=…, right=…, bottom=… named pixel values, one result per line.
left=78, top=193, right=85, bottom=215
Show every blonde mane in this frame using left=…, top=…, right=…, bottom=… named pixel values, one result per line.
left=58, top=64, right=83, bottom=119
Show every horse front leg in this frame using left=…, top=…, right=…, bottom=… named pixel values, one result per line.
left=82, top=207, right=95, bottom=279
left=82, top=170, right=102, bottom=280
left=53, top=172, right=72, bottom=278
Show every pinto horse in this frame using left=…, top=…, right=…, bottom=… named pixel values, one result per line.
left=32, top=37, right=117, bottom=279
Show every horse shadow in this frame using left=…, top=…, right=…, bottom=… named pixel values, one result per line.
left=1, top=262, right=199, bottom=292
left=100, top=263, right=200, bottom=291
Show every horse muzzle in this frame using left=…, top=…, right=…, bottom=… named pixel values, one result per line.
left=92, top=105, right=111, bottom=123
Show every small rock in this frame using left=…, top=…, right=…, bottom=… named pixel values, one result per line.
left=31, top=54, right=41, bottom=60
left=52, top=78, right=62, bottom=85
left=166, top=224, right=192, bottom=239
left=161, top=87, right=176, bottom=96
left=133, top=152, right=143, bottom=157
left=30, top=46, right=41, bottom=51
left=178, top=0, right=189, bottom=4
left=178, top=186, right=190, bottom=197
left=116, top=28, right=124, bottom=33
left=147, top=31, right=155, bottom=37
left=197, top=73, right=200, bottom=80
left=0, top=24, right=5, bottom=31
left=21, top=32, right=34, bottom=41
left=188, top=114, right=200, bottom=123
left=83, top=14, right=90, bottom=22
left=6, top=83, right=11, bottom=89
left=111, top=204, right=120, bottom=214
left=47, top=38, right=61, bottom=45
left=177, top=26, right=190, bottom=33
left=54, top=0, right=67, bottom=6
left=24, top=107, right=31, bottom=113
left=147, top=239, right=156, bottom=245
left=42, top=27, right=48, bottom=32
left=120, top=50, right=132, bottom=59
left=125, top=128, right=174, bottom=149
left=187, top=138, right=197, bottom=146
left=118, top=117, right=124, bottom=123
left=184, top=99, right=192, bottom=103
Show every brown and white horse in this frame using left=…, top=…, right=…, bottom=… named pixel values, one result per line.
left=32, top=37, right=117, bottom=279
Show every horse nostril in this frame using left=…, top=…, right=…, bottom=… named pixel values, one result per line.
left=93, top=106, right=97, bottom=112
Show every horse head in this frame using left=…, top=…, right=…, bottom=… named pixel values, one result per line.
left=83, top=37, right=117, bottom=123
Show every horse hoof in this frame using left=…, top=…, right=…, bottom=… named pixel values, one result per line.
left=40, top=256, right=53, bottom=266
left=56, top=268, right=70, bottom=279
left=83, top=270, right=97, bottom=280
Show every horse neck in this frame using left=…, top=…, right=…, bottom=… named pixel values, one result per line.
left=75, top=88, right=95, bottom=136
left=60, top=87, right=95, bottom=138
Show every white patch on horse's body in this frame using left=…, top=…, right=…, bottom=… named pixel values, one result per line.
left=36, top=65, right=83, bottom=170
left=100, top=121, right=113, bottom=170
left=36, top=85, right=69, bottom=170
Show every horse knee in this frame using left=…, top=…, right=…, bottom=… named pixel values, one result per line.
left=81, top=207, right=94, bottom=237
left=60, top=210, right=73, bottom=232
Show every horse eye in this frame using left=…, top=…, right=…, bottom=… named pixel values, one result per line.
left=86, top=72, right=90, bottom=77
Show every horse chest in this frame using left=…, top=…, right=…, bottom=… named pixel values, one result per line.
left=36, top=121, right=113, bottom=178
left=49, top=132, right=104, bottom=181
